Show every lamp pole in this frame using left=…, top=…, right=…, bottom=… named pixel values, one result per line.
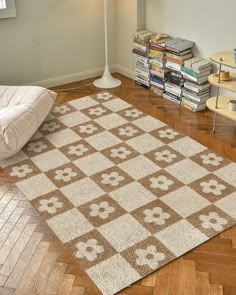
left=93, top=0, right=121, bottom=88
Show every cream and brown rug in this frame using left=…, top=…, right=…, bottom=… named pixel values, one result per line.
left=1, top=92, right=236, bottom=295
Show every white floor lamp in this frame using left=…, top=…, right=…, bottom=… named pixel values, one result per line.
left=93, top=0, right=121, bottom=89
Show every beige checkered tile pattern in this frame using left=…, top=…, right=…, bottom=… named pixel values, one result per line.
left=1, top=92, right=236, bottom=295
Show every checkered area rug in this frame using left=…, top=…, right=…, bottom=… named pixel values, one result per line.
left=1, top=92, right=236, bottom=295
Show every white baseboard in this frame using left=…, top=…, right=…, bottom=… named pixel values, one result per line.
left=27, top=67, right=105, bottom=88
left=26, top=65, right=134, bottom=88
left=115, top=65, right=135, bottom=80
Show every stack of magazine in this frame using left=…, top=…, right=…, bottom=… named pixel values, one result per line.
left=181, top=58, right=211, bottom=111
left=164, top=38, right=194, bottom=104
left=132, top=31, right=212, bottom=112
left=148, top=34, right=171, bottom=96
left=133, top=30, right=153, bottom=88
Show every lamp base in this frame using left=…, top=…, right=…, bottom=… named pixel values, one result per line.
left=93, top=66, right=121, bottom=89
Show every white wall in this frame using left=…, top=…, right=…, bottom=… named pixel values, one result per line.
left=146, top=0, right=236, bottom=95
left=116, top=0, right=146, bottom=78
left=0, top=0, right=117, bottom=86
left=0, top=0, right=146, bottom=86
left=146, top=0, right=236, bottom=63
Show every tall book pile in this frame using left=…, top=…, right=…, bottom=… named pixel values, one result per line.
left=164, top=38, right=194, bottom=104
left=133, top=30, right=153, bottom=88
left=132, top=32, right=212, bottom=112
left=148, top=34, right=171, bottom=96
left=181, top=58, right=211, bottom=111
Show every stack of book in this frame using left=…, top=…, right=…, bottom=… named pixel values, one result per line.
left=133, top=30, right=153, bottom=88
left=163, top=38, right=194, bottom=104
left=132, top=33, right=212, bottom=112
left=149, top=34, right=171, bottom=96
left=181, top=58, right=211, bottom=111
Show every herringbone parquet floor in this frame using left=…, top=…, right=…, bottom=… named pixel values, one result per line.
left=1, top=73, right=236, bottom=295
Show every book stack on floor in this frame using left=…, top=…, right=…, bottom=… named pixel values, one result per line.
left=132, top=32, right=212, bottom=112
left=148, top=34, right=171, bottom=96
left=133, top=30, right=153, bottom=88
left=163, top=38, right=194, bottom=104
left=181, top=58, right=211, bottom=111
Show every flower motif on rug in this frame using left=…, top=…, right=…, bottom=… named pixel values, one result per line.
left=38, top=197, right=63, bottom=214
left=26, top=141, right=48, bottom=153
left=53, top=105, right=71, bottom=114
left=101, top=172, right=125, bottom=186
left=200, top=153, right=224, bottom=166
left=89, top=201, right=115, bottom=219
left=68, top=144, right=88, bottom=156
left=75, top=239, right=104, bottom=261
left=54, top=168, right=77, bottom=182
left=79, top=124, right=98, bottom=135
left=135, top=245, right=165, bottom=269
left=10, top=164, right=33, bottom=178
left=199, top=212, right=228, bottom=231
left=110, top=147, right=131, bottom=159
left=96, top=92, right=113, bottom=100
left=200, top=179, right=226, bottom=196
left=155, top=150, right=177, bottom=163
left=149, top=175, right=173, bottom=190
left=124, top=109, right=143, bottom=118
left=89, top=107, right=107, bottom=116
left=118, top=126, right=138, bottom=137
left=41, top=121, right=61, bottom=132
left=144, top=207, right=170, bottom=225
left=158, top=129, right=178, bottom=139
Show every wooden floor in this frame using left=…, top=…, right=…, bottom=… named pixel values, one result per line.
left=1, top=73, right=236, bottom=295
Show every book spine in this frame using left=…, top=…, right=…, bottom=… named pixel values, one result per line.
left=135, top=80, right=150, bottom=89
left=150, top=43, right=166, bottom=51
left=166, top=76, right=184, bottom=87
left=184, top=57, right=202, bottom=67
left=182, top=97, right=206, bottom=108
left=132, top=48, right=149, bottom=58
left=166, top=56, right=185, bottom=65
left=150, top=59, right=166, bottom=67
left=184, top=81, right=211, bottom=92
left=182, top=73, right=209, bottom=84
left=149, top=49, right=165, bottom=57
left=151, top=65, right=169, bottom=74
left=170, top=71, right=183, bottom=79
left=183, top=91, right=208, bottom=102
left=181, top=101, right=200, bottom=112
left=136, top=66, right=150, bottom=73
left=165, top=84, right=182, bottom=97
left=184, top=64, right=211, bottom=73
left=184, top=59, right=211, bottom=72
left=134, top=54, right=149, bottom=64
left=183, top=87, right=210, bottom=97
left=133, top=43, right=148, bottom=53
left=150, top=81, right=165, bottom=89
left=150, top=86, right=164, bottom=96
left=151, top=56, right=166, bottom=64
left=166, top=62, right=182, bottom=72
left=166, top=52, right=193, bottom=61
left=150, top=74, right=165, bottom=85
left=166, top=49, right=191, bottom=56
left=182, top=97, right=198, bottom=108
left=150, top=70, right=165, bottom=79
left=183, top=83, right=201, bottom=93
left=181, top=66, right=199, bottom=78
left=164, top=91, right=180, bottom=100
left=163, top=93, right=181, bottom=104
left=136, top=63, right=150, bottom=70
left=135, top=70, right=150, bottom=80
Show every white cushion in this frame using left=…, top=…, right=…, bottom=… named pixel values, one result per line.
left=0, top=85, right=57, bottom=160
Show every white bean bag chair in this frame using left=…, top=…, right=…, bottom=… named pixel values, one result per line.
left=0, top=85, right=57, bottom=161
